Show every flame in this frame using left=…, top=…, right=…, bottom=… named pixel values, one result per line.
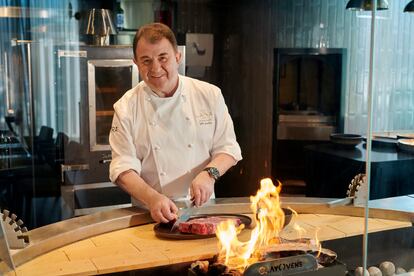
left=216, top=178, right=287, bottom=271
left=291, top=222, right=306, bottom=240
left=314, top=228, right=322, bottom=258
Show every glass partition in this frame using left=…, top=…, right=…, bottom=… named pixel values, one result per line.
left=366, top=0, right=414, bottom=274
left=0, top=1, right=80, bottom=228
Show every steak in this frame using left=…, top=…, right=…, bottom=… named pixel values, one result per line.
left=178, top=216, right=242, bottom=235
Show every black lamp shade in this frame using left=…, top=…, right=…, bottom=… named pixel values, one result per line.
left=85, top=9, right=117, bottom=36
left=346, top=0, right=389, bottom=11
left=404, top=0, right=414, bottom=12
left=85, top=9, right=117, bottom=46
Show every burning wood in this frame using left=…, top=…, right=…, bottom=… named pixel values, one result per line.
left=263, top=242, right=318, bottom=257
left=189, top=245, right=338, bottom=276
left=189, top=258, right=243, bottom=276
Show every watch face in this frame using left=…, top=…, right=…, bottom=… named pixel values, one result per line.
left=207, top=167, right=220, bottom=180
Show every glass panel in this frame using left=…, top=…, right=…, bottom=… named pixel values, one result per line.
left=94, top=65, right=133, bottom=147
left=367, top=0, right=414, bottom=274
left=87, top=59, right=137, bottom=154
left=0, top=0, right=78, bottom=230
left=271, top=4, right=370, bottom=217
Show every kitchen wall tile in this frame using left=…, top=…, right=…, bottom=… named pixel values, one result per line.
left=271, top=0, right=414, bottom=134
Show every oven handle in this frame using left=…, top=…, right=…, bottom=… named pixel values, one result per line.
left=60, top=164, right=90, bottom=183
left=99, top=158, right=112, bottom=164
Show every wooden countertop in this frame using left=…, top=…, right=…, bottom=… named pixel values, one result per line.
left=7, top=213, right=411, bottom=276
left=1, top=196, right=413, bottom=275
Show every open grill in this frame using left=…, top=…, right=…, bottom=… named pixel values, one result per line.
left=188, top=178, right=345, bottom=276
left=189, top=240, right=344, bottom=276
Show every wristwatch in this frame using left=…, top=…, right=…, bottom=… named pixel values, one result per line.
left=203, top=167, right=220, bottom=181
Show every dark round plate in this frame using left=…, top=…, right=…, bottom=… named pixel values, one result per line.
left=397, top=134, right=414, bottom=140
left=153, top=213, right=252, bottom=240
left=154, top=208, right=293, bottom=240
left=330, top=133, right=363, bottom=148
left=398, top=139, right=414, bottom=154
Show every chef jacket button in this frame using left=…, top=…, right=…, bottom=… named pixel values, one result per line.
left=187, top=143, right=193, bottom=148
left=185, top=116, right=190, bottom=121
left=154, top=145, right=160, bottom=151
left=146, top=97, right=151, bottom=101
left=160, top=172, right=166, bottom=176
left=150, top=121, right=156, bottom=126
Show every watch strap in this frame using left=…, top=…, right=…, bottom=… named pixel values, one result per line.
left=203, top=167, right=220, bottom=181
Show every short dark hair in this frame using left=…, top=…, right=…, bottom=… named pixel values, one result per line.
left=132, top=23, right=178, bottom=60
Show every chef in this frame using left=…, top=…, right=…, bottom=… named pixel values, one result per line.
left=109, top=23, right=242, bottom=223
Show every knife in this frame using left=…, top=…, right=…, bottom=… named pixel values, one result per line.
left=170, top=200, right=195, bottom=232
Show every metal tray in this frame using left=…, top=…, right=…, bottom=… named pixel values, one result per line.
left=363, top=136, right=398, bottom=150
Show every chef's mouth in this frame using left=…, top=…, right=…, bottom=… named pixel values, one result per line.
left=150, top=74, right=165, bottom=79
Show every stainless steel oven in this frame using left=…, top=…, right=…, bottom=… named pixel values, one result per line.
left=57, top=45, right=138, bottom=218
left=272, top=48, right=346, bottom=193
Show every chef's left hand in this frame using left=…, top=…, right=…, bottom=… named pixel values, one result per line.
left=190, top=171, right=215, bottom=207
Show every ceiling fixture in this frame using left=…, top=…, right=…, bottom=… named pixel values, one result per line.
left=85, top=9, right=117, bottom=46
left=345, top=0, right=389, bottom=11
left=404, top=0, right=414, bottom=12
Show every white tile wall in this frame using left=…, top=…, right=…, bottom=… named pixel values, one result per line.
left=272, top=0, right=414, bottom=134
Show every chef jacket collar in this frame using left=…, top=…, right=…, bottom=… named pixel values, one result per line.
left=144, top=76, right=184, bottom=100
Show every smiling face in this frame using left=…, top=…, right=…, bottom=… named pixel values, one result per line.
left=134, top=37, right=181, bottom=97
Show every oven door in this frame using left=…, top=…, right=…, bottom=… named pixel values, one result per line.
left=88, top=59, right=138, bottom=152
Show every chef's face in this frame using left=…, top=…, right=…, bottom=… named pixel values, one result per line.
left=134, top=37, right=181, bottom=97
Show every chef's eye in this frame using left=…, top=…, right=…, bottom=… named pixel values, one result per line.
left=142, top=59, right=151, bottom=66
left=159, top=56, right=168, bottom=63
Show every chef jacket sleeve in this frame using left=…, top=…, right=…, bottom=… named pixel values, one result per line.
left=211, top=90, right=242, bottom=162
left=109, top=107, right=142, bottom=183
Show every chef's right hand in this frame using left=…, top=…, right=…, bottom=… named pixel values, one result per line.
left=147, top=193, right=178, bottom=223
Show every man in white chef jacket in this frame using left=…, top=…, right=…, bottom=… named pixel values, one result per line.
left=109, top=23, right=242, bottom=223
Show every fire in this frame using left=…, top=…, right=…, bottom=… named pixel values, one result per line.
left=216, top=178, right=287, bottom=271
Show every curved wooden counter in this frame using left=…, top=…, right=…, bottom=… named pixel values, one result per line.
left=2, top=197, right=414, bottom=275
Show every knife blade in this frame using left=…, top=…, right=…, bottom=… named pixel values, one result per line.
left=170, top=200, right=195, bottom=232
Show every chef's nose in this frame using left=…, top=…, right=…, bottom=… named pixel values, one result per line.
left=150, top=59, right=162, bottom=72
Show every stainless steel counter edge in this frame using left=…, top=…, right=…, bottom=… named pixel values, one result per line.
left=9, top=197, right=414, bottom=267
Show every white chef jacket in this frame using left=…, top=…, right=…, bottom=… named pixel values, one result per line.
left=109, top=75, right=242, bottom=206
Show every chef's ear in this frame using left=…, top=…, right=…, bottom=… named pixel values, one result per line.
left=133, top=57, right=139, bottom=67
left=175, top=50, right=182, bottom=65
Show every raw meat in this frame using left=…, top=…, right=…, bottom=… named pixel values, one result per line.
left=178, top=216, right=242, bottom=235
